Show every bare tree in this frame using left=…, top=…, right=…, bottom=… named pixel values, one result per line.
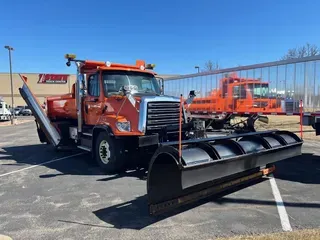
left=281, top=42, right=319, bottom=60
left=280, top=43, right=320, bottom=108
left=203, top=60, right=220, bottom=72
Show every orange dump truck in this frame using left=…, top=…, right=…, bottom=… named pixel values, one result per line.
left=187, top=73, right=284, bottom=113
left=169, top=73, right=300, bottom=132
left=18, top=54, right=303, bottom=215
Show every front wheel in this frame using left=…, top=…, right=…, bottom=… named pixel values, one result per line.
left=94, top=131, right=126, bottom=174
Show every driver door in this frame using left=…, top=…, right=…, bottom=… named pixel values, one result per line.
left=84, top=72, right=102, bottom=125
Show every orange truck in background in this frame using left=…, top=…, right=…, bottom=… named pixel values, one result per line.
left=187, top=72, right=284, bottom=114
left=180, top=72, right=300, bottom=132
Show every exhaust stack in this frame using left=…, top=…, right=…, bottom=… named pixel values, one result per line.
left=18, top=74, right=61, bottom=147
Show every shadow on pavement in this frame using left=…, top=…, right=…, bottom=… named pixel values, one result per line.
left=92, top=178, right=266, bottom=230
left=213, top=197, right=320, bottom=208
left=93, top=195, right=160, bottom=230
left=96, top=168, right=147, bottom=182
left=93, top=175, right=320, bottom=230
left=58, top=220, right=113, bottom=229
left=1, top=144, right=147, bottom=181
left=273, top=153, right=320, bottom=184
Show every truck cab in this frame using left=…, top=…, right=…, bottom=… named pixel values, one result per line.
left=188, top=73, right=298, bottom=113
left=0, top=100, right=12, bottom=121
left=26, top=55, right=198, bottom=173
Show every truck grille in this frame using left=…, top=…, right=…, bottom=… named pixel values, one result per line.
left=284, top=100, right=300, bottom=112
left=146, top=102, right=183, bottom=131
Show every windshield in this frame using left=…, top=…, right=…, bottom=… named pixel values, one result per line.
left=247, top=83, right=269, bottom=99
left=102, top=70, right=161, bottom=96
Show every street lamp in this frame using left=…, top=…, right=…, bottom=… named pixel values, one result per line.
left=4, top=45, right=15, bottom=124
left=195, top=66, right=200, bottom=73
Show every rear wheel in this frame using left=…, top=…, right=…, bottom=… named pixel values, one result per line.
left=94, top=131, right=126, bottom=174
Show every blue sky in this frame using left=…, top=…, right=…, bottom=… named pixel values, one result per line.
left=1, top=0, right=319, bottom=75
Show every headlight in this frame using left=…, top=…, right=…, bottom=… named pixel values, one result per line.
left=116, top=121, right=131, bottom=132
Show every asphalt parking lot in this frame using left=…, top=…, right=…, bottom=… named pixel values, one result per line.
left=0, top=120, right=319, bottom=240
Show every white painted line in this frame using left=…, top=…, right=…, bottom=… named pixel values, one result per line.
left=0, top=153, right=85, bottom=178
left=269, top=173, right=292, bottom=232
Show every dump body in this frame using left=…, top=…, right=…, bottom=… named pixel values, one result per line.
left=47, top=92, right=77, bottom=120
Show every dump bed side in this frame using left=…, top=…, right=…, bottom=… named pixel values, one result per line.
left=46, top=84, right=77, bottom=120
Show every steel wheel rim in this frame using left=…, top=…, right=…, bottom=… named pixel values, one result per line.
left=99, top=140, right=111, bottom=164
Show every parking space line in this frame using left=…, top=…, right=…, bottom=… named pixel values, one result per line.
left=0, top=153, right=85, bottom=177
left=269, top=173, right=292, bottom=232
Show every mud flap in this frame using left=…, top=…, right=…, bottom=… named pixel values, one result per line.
left=147, top=130, right=302, bottom=215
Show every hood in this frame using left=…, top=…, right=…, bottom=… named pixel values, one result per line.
left=130, top=93, right=180, bottom=102
left=131, top=92, right=161, bottom=97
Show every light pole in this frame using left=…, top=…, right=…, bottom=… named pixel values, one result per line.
left=4, top=45, right=15, bottom=124
left=195, top=66, right=200, bottom=73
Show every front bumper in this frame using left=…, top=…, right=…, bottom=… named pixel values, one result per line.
left=137, top=120, right=203, bottom=147
left=0, top=115, right=10, bottom=121
left=138, top=134, right=159, bottom=147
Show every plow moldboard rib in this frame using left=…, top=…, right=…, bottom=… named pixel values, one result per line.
left=147, top=130, right=303, bottom=215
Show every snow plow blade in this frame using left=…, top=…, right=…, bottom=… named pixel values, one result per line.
left=147, top=130, right=302, bottom=215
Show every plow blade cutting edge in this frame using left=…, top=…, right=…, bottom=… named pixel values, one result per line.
left=147, top=130, right=302, bottom=215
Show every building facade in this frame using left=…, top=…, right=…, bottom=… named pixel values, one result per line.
left=0, top=72, right=178, bottom=107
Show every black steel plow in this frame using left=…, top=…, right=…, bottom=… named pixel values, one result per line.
left=147, top=130, right=303, bottom=215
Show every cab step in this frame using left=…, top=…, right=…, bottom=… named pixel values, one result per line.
left=77, top=145, right=91, bottom=152
left=82, top=132, right=92, bottom=137
left=82, top=125, right=93, bottom=136
left=77, top=134, right=92, bottom=152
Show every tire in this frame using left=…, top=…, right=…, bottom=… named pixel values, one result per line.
left=94, top=131, right=126, bottom=174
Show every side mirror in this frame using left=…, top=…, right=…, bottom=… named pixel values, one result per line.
left=185, top=90, right=196, bottom=105
left=189, top=90, right=196, bottom=98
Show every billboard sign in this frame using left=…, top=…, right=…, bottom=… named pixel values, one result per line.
left=38, top=74, right=69, bottom=84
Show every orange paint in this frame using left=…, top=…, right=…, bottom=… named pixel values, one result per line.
left=186, top=74, right=283, bottom=114
left=261, top=165, right=275, bottom=175
left=46, top=59, right=155, bottom=136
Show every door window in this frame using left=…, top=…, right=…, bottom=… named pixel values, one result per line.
left=233, top=85, right=246, bottom=99
left=87, top=73, right=100, bottom=97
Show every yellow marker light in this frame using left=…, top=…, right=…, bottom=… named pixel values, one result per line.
left=145, top=63, right=156, bottom=69
left=64, top=54, right=76, bottom=59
